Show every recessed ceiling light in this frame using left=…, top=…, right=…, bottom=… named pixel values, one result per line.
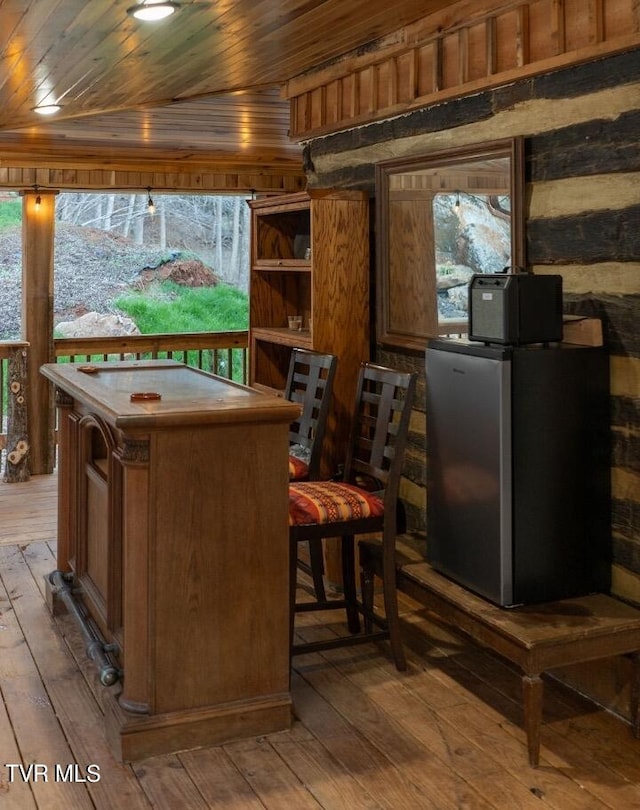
left=127, top=1, right=180, bottom=21
left=33, top=104, right=62, bottom=115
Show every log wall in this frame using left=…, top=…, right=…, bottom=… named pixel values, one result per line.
left=303, top=46, right=640, bottom=606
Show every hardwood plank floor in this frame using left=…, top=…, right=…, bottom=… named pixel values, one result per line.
left=1, top=474, right=640, bottom=808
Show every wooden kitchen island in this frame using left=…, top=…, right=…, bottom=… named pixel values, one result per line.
left=40, top=360, right=300, bottom=761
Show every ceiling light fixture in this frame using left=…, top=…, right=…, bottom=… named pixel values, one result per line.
left=147, top=187, right=156, bottom=215
left=33, top=104, right=62, bottom=115
left=127, top=1, right=180, bottom=21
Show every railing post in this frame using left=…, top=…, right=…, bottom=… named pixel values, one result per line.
left=3, top=343, right=30, bottom=483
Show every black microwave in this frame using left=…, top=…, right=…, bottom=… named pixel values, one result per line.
left=468, top=273, right=563, bottom=345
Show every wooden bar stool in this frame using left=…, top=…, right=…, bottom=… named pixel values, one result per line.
left=285, top=348, right=338, bottom=601
left=289, top=362, right=417, bottom=670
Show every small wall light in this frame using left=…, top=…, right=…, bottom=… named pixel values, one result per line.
left=147, top=187, right=156, bottom=215
left=127, top=1, right=180, bottom=21
left=34, top=185, right=42, bottom=211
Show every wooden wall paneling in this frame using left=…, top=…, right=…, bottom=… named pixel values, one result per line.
left=486, top=16, right=498, bottom=75
left=466, top=21, right=488, bottom=81
left=494, top=9, right=520, bottom=72
left=589, top=0, right=605, bottom=43
left=420, top=42, right=439, bottom=97
left=441, top=33, right=458, bottom=90
left=550, top=0, right=567, bottom=55
left=563, top=0, right=592, bottom=49
left=285, top=0, right=640, bottom=141
left=516, top=4, right=531, bottom=66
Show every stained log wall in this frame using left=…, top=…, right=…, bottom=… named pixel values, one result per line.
left=303, top=46, right=640, bottom=599
left=302, top=42, right=640, bottom=720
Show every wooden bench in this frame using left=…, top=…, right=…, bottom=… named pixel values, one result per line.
left=391, top=544, right=640, bottom=767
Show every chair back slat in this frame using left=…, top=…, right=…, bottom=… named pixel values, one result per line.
left=285, top=348, right=338, bottom=480
left=344, top=362, right=416, bottom=506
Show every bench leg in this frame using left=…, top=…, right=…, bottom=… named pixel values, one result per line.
left=522, top=674, right=543, bottom=768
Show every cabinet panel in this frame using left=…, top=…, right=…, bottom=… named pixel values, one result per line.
left=42, top=360, right=299, bottom=761
left=85, top=463, right=109, bottom=604
left=76, top=417, right=122, bottom=641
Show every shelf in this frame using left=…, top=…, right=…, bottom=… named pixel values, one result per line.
left=249, top=189, right=370, bottom=485
left=252, top=327, right=312, bottom=348
left=253, top=260, right=311, bottom=271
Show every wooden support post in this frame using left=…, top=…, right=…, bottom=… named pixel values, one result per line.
left=3, top=343, right=30, bottom=482
left=21, top=189, right=57, bottom=475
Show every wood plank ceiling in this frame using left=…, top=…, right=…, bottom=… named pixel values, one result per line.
left=0, top=0, right=455, bottom=175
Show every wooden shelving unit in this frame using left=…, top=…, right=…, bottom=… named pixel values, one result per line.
left=249, top=189, right=370, bottom=477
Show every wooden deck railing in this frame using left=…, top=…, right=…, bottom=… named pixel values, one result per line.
left=0, top=331, right=249, bottom=462
left=53, top=330, right=249, bottom=379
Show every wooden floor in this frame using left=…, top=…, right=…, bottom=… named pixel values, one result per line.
left=1, top=475, right=640, bottom=808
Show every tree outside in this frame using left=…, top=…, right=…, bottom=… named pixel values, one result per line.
left=0, top=192, right=251, bottom=340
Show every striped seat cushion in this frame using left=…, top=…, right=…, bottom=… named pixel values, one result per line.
left=288, top=455, right=309, bottom=481
left=289, top=481, right=384, bottom=526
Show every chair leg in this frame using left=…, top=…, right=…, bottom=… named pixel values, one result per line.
left=360, top=559, right=375, bottom=633
left=289, top=535, right=298, bottom=669
left=341, top=535, right=360, bottom=634
left=307, top=538, right=326, bottom=602
left=381, top=540, right=406, bottom=672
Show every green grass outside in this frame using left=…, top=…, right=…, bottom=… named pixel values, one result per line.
left=57, top=280, right=250, bottom=381
left=0, top=199, right=21, bottom=229
left=113, top=280, right=248, bottom=333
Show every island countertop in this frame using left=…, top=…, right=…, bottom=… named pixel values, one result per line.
left=41, top=359, right=300, bottom=431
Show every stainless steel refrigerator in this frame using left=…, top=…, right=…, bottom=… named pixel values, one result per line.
left=425, top=338, right=610, bottom=607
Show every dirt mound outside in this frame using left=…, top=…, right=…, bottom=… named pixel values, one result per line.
left=135, top=257, right=221, bottom=290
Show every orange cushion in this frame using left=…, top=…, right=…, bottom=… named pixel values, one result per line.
left=289, top=481, right=384, bottom=526
left=289, top=455, right=309, bottom=481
